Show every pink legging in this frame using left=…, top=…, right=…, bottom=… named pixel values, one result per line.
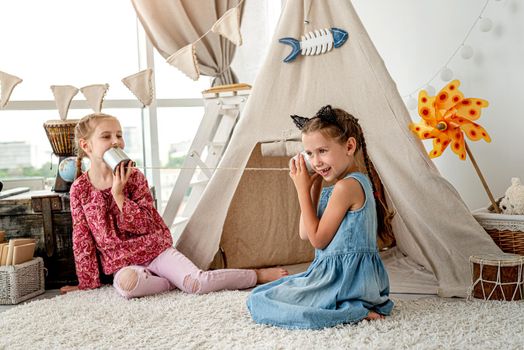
left=113, top=247, right=257, bottom=299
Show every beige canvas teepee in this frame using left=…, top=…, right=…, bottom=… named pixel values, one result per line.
left=175, top=0, right=501, bottom=297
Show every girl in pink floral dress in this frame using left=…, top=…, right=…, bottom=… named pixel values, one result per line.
left=60, top=113, right=287, bottom=298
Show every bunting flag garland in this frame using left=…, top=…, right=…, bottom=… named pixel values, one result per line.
left=50, top=85, right=79, bottom=120
left=80, top=84, right=109, bottom=113
left=3, top=2, right=242, bottom=107
left=166, top=0, right=244, bottom=81
left=211, top=7, right=243, bottom=46
left=122, top=69, right=154, bottom=106
left=0, top=71, right=23, bottom=109
left=167, top=44, right=200, bottom=81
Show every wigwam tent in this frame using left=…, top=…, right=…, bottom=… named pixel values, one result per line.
left=175, top=0, right=501, bottom=297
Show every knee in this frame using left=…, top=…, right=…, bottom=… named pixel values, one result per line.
left=115, top=268, right=139, bottom=292
left=183, top=272, right=204, bottom=294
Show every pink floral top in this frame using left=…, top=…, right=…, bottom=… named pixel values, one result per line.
left=70, top=169, right=173, bottom=290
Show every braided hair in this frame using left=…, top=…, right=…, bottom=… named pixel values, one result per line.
left=300, top=105, right=395, bottom=246
left=73, top=112, right=118, bottom=180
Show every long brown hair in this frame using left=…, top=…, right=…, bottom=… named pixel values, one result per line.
left=301, top=106, right=395, bottom=246
left=73, top=112, right=118, bottom=179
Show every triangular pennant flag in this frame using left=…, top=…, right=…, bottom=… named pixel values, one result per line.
left=121, top=69, right=154, bottom=106
left=80, top=84, right=109, bottom=113
left=0, top=71, right=23, bottom=109
left=50, top=85, right=79, bottom=120
left=211, top=7, right=243, bottom=46
left=166, top=44, right=200, bottom=81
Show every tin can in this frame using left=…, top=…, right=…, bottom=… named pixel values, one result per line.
left=290, top=151, right=315, bottom=174
left=103, top=147, right=133, bottom=173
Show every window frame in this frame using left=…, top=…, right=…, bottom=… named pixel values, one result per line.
left=1, top=19, right=205, bottom=211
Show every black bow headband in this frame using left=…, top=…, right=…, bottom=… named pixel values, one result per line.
left=290, top=105, right=340, bottom=131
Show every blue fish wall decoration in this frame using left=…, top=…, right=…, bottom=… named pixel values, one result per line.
left=279, top=27, right=349, bottom=63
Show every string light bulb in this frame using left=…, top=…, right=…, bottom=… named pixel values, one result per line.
left=440, top=67, right=454, bottom=82
left=479, top=17, right=493, bottom=32
left=425, top=85, right=436, bottom=96
left=460, top=45, right=474, bottom=59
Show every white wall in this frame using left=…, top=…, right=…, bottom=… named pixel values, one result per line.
left=351, top=0, right=524, bottom=210
left=235, top=0, right=524, bottom=211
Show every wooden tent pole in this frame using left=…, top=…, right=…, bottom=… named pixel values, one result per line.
left=465, top=142, right=501, bottom=213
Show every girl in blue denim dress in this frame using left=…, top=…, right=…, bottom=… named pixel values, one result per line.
left=247, top=105, right=394, bottom=329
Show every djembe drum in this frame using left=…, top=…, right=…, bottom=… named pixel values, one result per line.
left=469, top=253, right=524, bottom=301
left=43, top=119, right=79, bottom=192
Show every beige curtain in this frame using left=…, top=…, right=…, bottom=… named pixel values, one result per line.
left=131, top=0, right=243, bottom=86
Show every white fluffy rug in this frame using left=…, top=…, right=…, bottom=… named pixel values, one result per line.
left=0, top=287, right=523, bottom=349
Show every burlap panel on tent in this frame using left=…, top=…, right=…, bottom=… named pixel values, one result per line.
left=210, top=143, right=315, bottom=269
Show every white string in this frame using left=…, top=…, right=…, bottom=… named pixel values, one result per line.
left=401, top=0, right=492, bottom=99
left=303, top=0, right=313, bottom=27
left=137, top=166, right=290, bottom=172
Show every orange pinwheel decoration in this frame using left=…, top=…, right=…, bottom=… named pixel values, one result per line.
left=409, top=79, right=490, bottom=160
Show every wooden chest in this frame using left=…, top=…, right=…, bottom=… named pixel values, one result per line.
left=0, top=190, right=77, bottom=289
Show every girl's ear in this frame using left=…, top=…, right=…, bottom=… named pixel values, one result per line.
left=346, top=137, right=357, bottom=156
left=79, top=138, right=90, bottom=155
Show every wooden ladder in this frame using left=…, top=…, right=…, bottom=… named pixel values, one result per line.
left=162, top=83, right=251, bottom=241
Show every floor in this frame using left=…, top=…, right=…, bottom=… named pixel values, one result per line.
left=0, top=289, right=434, bottom=314
left=0, top=289, right=61, bottom=313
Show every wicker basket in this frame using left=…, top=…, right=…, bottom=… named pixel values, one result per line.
left=0, top=257, right=45, bottom=305
left=472, top=208, right=524, bottom=255
left=43, top=119, right=79, bottom=157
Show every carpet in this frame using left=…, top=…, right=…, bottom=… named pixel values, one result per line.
left=0, top=287, right=522, bottom=349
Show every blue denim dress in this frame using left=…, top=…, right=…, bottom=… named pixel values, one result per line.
left=247, top=172, right=394, bottom=329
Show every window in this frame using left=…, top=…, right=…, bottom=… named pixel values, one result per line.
left=156, top=107, right=205, bottom=211
left=0, top=0, right=139, bottom=100
left=0, top=0, right=209, bottom=207
left=154, top=51, right=211, bottom=99
left=0, top=0, right=281, bottom=217
left=0, top=0, right=140, bottom=185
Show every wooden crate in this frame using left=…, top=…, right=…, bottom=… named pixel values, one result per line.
left=0, top=190, right=77, bottom=288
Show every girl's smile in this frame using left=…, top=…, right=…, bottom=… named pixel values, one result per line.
left=317, top=166, right=331, bottom=177
left=302, top=131, right=357, bottom=182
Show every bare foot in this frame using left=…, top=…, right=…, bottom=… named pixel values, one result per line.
left=364, top=311, right=385, bottom=321
left=60, top=285, right=79, bottom=294
left=255, top=267, right=289, bottom=284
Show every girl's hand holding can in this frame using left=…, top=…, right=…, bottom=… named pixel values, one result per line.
left=111, top=160, right=134, bottom=200
left=289, top=153, right=320, bottom=193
